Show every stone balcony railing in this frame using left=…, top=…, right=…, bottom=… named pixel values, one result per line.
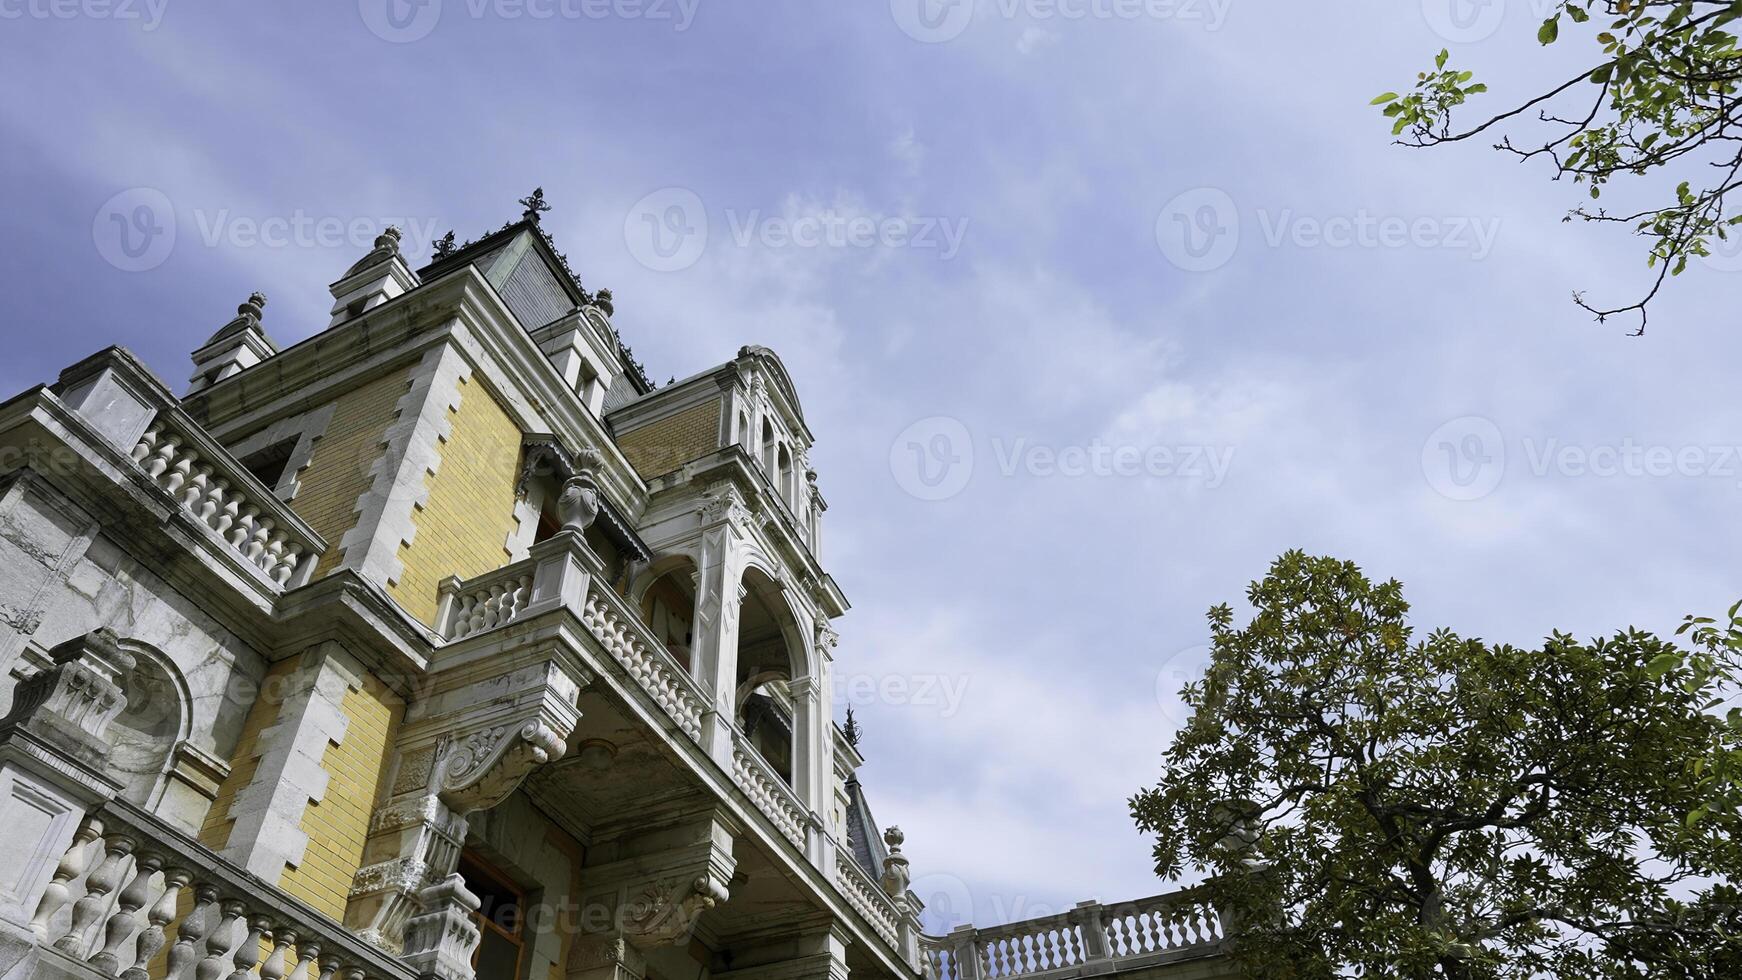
left=922, top=889, right=1227, bottom=980
left=46, top=350, right=327, bottom=596
left=28, top=799, right=418, bottom=980
left=835, top=851, right=903, bottom=949
left=128, top=417, right=322, bottom=591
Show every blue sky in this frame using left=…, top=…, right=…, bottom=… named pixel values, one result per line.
left=4, top=0, right=1741, bottom=932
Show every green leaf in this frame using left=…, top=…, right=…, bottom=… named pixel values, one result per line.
left=1646, top=653, right=1682, bottom=678
left=1539, top=17, right=1560, bottom=45
left=1371, top=92, right=1399, bottom=105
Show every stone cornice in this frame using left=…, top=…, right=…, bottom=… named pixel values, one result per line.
left=181, top=264, right=650, bottom=515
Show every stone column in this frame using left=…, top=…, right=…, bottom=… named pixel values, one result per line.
left=689, top=488, right=751, bottom=769
left=0, top=629, right=130, bottom=976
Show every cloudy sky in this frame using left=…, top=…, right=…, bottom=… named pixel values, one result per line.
left=3, top=0, right=1740, bottom=933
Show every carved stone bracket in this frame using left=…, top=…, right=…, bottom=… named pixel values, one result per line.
left=0, top=629, right=133, bottom=773
left=401, top=874, right=483, bottom=980
left=437, top=720, right=568, bottom=814
left=620, top=875, right=729, bottom=948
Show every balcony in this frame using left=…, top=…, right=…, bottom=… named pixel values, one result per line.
left=27, top=799, right=415, bottom=980
left=922, top=890, right=1227, bottom=980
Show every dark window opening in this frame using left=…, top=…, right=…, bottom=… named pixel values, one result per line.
left=238, top=440, right=297, bottom=494
left=458, top=852, right=526, bottom=980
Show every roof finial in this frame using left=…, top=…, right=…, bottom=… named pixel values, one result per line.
left=432, top=230, right=458, bottom=260
left=519, top=187, right=552, bottom=224
left=239, top=291, right=267, bottom=324
left=594, top=287, right=615, bottom=317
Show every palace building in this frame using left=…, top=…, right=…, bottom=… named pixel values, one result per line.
left=0, top=193, right=1231, bottom=980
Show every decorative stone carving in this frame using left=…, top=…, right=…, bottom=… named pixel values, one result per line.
left=401, top=874, right=482, bottom=980
left=437, top=721, right=568, bottom=814
left=620, top=876, right=728, bottom=947
left=0, top=629, right=133, bottom=769
left=558, top=448, right=605, bottom=531
left=697, top=488, right=749, bottom=528
left=881, top=826, right=911, bottom=898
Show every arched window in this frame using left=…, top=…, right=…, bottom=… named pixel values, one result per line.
left=777, top=444, right=795, bottom=506
left=735, top=567, right=804, bottom=786
left=760, top=419, right=778, bottom=476
left=637, top=557, right=699, bottom=672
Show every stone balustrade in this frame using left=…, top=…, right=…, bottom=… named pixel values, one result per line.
left=28, top=800, right=417, bottom=980
left=923, top=890, right=1226, bottom=980
left=577, top=578, right=709, bottom=743
left=129, top=417, right=322, bottom=590
left=435, top=563, right=537, bottom=641
left=730, top=734, right=808, bottom=848
left=835, top=852, right=902, bottom=949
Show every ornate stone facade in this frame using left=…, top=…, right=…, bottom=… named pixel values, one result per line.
left=0, top=197, right=1233, bottom=980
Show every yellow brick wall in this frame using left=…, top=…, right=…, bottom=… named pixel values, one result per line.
left=387, top=373, right=524, bottom=628
left=616, top=399, right=721, bottom=479
left=291, top=367, right=416, bottom=578
left=282, top=672, right=403, bottom=919
left=197, top=659, right=300, bottom=851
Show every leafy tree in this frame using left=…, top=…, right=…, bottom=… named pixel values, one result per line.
left=1131, top=551, right=1742, bottom=978
left=1374, top=2, right=1742, bottom=333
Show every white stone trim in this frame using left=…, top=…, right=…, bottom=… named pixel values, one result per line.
left=335, top=346, right=472, bottom=591
left=218, top=644, right=365, bottom=882
left=223, top=403, right=338, bottom=503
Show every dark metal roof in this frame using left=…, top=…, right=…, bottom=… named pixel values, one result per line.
left=844, top=774, right=890, bottom=877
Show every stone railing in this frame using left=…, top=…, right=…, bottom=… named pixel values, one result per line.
left=28, top=799, right=417, bottom=980
left=130, top=416, right=322, bottom=591
left=835, top=852, right=902, bottom=949
left=578, top=578, right=708, bottom=742
left=730, top=733, right=808, bottom=847
left=435, top=562, right=537, bottom=641
left=923, top=890, right=1226, bottom=980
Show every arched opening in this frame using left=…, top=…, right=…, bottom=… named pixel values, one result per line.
left=110, top=643, right=193, bottom=809
left=637, top=556, right=699, bottom=672
left=760, top=419, right=778, bottom=476
left=735, top=566, right=804, bottom=786
left=777, top=443, right=795, bottom=506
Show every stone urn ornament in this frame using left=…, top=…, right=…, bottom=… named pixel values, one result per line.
left=557, top=448, right=605, bottom=531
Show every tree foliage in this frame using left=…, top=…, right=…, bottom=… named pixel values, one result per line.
left=1131, top=552, right=1742, bottom=978
left=1374, top=2, right=1742, bottom=333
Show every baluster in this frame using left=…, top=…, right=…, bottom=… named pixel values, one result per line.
left=164, top=451, right=195, bottom=495
left=482, top=586, right=504, bottom=629
left=228, top=507, right=259, bottom=550
left=1045, top=929, right=1062, bottom=968
left=287, top=940, right=319, bottom=980
left=227, top=915, right=267, bottom=980
left=131, top=426, right=161, bottom=465
left=181, top=466, right=211, bottom=511
left=273, top=547, right=301, bottom=587
left=466, top=591, right=487, bottom=636
left=90, top=848, right=162, bottom=972
left=197, top=900, right=246, bottom=980
left=197, top=478, right=225, bottom=527
left=215, top=490, right=240, bottom=537
left=123, top=865, right=189, bottom=980
left=261, top=535, right=286, bottom=576
left=30, top=815, right=103, bottom=941
left=245, top=519, right=274, bottom=564
left=1107, top=917, right=1127, bottom=957
left=57, top=832, right=136, bottom=956
left=316, top=953, right=342, bottom=980
left=261, top=926, right=293, bottom=980
left=168, top=883, right=219, bottom=980
left=144, top=436, right=179, bottom=480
